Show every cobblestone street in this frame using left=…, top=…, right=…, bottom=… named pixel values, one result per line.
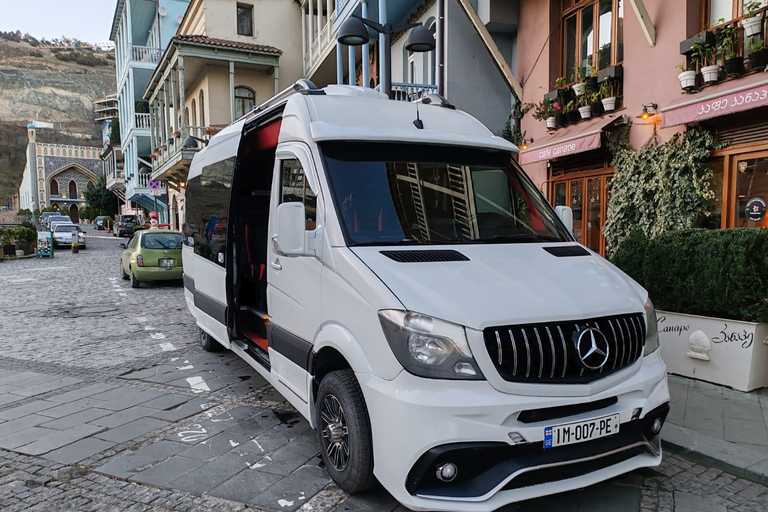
left=0, top=231, right=767, bottom=512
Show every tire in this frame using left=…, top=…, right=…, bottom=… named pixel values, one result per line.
left=120, top=262, right=128, bottom=280
left=316, top=370, right=377, bottom=494
left=200, top=328, right=222, bottom=352
left=130, top=268, right=140, bottom=288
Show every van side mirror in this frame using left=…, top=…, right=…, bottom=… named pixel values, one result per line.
left=555, top=206, right=574, bottom=235
left=274, top=202, right=306, bottom=255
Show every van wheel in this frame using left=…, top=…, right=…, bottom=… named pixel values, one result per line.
left=316, top=370, right=376, bottom=494
left=200, top=328, right=222, bottom=352
left=130, top=269, right=140, bottom=288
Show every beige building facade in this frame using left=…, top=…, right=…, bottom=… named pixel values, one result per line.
left=143, top=0, right=303, bottom=229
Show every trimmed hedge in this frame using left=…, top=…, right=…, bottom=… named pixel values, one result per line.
left=612, top=228, right=768, bottom=323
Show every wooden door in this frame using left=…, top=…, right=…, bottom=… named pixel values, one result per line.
left=551, top=172, right=611, bottom=255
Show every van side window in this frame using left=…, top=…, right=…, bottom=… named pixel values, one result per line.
left=281, top=159, right=316, bottom=230
left=183, top=157, right=234, bottom=266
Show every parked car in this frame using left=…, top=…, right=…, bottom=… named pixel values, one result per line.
left=94, top=216, right=113, bottom=230
left=181, top=81, right=670, bottom=511
left=52, top=224, right=86, bottom=248
left=119, top=229, right=183, bottom=288
left=114, top=215, right=137, bottom=237
left=46, top=215, right=71, bottom=228
left=40, top=212, right=57, bottom=225
left=49, top=220, right=74, bottom=232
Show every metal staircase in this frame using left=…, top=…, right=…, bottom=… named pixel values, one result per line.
left=447, top=165, right=478, bottom=240
left=407, top=163, right=431, bottom=241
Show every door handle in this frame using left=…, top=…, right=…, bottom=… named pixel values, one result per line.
left=270, top=259, right=282, bottom=271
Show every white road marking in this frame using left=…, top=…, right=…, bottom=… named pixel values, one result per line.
left=6, top=278, right=37, bottom=283
left=177, top=365, right=194, bottom=370
left=118, top=293, right=128, bottom=297
left=278, top=499, right=294, bottom=508
left=159, top=342, right=176, bottom=351
left=150, top=333, right=166, bottom=340
left=228, top=440, right=240, bottom=447
left=144, top=326, right=156, bottom=331
left=252, top=440, right=265, bottom=452
left=186, top=376, right=211, bottom=393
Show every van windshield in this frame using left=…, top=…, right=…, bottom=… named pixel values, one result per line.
left=321, top=142, right=572, bottom=246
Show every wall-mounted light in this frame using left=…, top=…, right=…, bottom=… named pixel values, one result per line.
left=637, top=103, right=658, bottom=120
left=519, top=137, right=534, bottom=151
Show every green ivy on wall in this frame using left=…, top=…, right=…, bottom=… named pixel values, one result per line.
left=603, top=125, right=723, bottom=256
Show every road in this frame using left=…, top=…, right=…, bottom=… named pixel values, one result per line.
left=0, top=228, right=765, bottom=512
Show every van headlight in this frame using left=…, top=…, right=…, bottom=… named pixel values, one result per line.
left=379, top=310, right=484, bottom=380
left=644, top=298, right=659, bottom=356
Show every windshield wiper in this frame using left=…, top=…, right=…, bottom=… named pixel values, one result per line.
left=485, top=234, right=562, bottom=244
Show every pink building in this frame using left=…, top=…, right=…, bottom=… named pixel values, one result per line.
left=517, top=0, right=768, bottom=256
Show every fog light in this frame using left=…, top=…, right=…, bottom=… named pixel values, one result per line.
left=631, top=408, right=642, bottom=420
left=652, top=418, right=662, bottom=434
left=436, top=463, right=457, bottom=482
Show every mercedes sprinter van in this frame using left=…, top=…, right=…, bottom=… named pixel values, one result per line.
left=182, top=80, right=670, bottom=511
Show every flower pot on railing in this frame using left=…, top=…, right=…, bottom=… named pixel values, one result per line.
left=556, top=112, right=567, bottom=127
left=572, top=82, right=586, bottom=96
left=173, top=131, right=180, bottom=138
left=546, top=116, right=557, bottom=129
left=701, top=65, right=720, bottom=83
left=724, top=57, right=745, bottom=76
left=678, top=70, right=697, bottom=90
left=601, top=96, right=617, bottom=112
left=566, top=110, right=581, bottom=124
left=578, top=105, right=592, bottom=119
left=749, top=48, right=768, bottom=70
left=590, top=100, right=604, bottom=116
left=742, top=15, right=764, bottom=37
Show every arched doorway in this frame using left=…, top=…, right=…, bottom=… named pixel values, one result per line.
left=69, top=180, right=77, bottom=199
left=69, top=204, right=79, bottom=223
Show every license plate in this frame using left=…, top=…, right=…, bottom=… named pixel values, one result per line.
left=544, top=413, right=620, bottom=449
left=160, top=258, right=174, bottom=268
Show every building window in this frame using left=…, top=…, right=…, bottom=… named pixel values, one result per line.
left=562, top=0, right=624, bottom=81
left=50, top=179, right=59, bottom=196
left=235, top=86, right=256, bottom=118
left=705, top=0, right=742, bottom=27
left=199, top=90, right=206, bottom=127
left=69, top=180, right=77, bottom=198
left=191, top=99, right=198, bottom=126
left=237, top=3, right=253, bottom=36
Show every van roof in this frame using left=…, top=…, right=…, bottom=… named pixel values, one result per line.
left=200, top=84, right=516, bottom=159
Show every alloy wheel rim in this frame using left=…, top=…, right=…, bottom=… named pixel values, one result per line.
left=320, top=394, right=349, bottom=471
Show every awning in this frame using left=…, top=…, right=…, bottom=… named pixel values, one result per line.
left=661, top=73, right=768, bottom=128
left=519, top=112, right=626, bottom=165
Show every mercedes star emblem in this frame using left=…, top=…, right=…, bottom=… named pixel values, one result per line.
left=573, top=327, right=610, bottom=371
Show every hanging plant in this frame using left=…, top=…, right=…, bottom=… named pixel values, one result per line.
left=603, top=125, right=724, bottom=256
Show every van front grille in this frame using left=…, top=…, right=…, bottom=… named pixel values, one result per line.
left=483, top=313, right=645, bottom=384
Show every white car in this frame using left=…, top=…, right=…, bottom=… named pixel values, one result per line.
left=52, top=224, right=86, bottom=248
left=182, top=81, right=670, bottom=512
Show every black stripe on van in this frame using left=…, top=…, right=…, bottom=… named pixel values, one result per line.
left=268, top=324, right=312, bottom=371
left=183, top=274, right=195, bottom=294
left=194, top=290, right=227, bottom=325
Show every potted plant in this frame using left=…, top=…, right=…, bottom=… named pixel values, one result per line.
left=749, top=36, right=768, bottom=70
left=676, top=61, right=697, bottom=90
left=589, top=90, right=604, bottom=116
left=571, top=65, right=586, bottom=96
left=742, top=1, right=765, bottom=37
left=716, top=20, right=744, bottom=76
left=532, top=100, right=557, bottom=129
left=564, top=100, right=580, bottom=124
left=692, top=40, right=719, bottom=83
left=552, top=101, right=565, bottom=127
left=577, top=92, right=592, bottom=119
left=555, top=76, right=573, bottom=104
left=584, top=64, right=598, bottom=91
left=600, top=78, right=617, bottom=111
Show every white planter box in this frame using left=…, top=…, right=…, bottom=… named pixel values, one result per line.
left=546, top=116, right=557, bottom=129
left=602, top=97, right=617, bottom=111
left=572, top=82, right=586, bottom=96
left=743, top=15, right=764, bottom=37
left=658, top=310, right=768, bottom=391
left=578, top=105, right=592, bottom=119
left=678, top=70, right=696, bottom=90
left=701, top=65, right=720, bottom=83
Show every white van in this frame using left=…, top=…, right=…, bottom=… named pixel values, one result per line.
left=182, top=80, right=670, bottom=512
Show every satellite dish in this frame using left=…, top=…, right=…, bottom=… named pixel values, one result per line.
left=176, top=14, right=184, bottom=24
left=158, top=6, right=168, bottom=16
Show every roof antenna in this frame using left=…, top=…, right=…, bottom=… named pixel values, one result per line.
left=413, top=102, right=424, bottom=130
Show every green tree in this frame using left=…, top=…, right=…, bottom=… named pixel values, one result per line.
left=84, top=173, right=118, bottom=217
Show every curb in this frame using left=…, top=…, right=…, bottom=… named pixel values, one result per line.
left=662, top=423, right=768, bottom=486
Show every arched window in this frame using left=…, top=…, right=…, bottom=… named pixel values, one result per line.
left=234, top=86, right=255, bottom=119
left=191, top=99, right=197, bottom=126
left=69, top=180, right=77, bottom=198
left=185, top=107, right=189, bottom=126
left=50, top=179, right=59, bottom=196
left=199, top=90, right=206, bottom=127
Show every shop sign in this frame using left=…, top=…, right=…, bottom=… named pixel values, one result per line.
left=519, top=133, right=601, bottom=165
left=746, top=197, right=766, bottom=222
left=662, top=83, right=768, bottom=127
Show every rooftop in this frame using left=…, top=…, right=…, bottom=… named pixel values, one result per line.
left=172, top=35, right=282, bottom=55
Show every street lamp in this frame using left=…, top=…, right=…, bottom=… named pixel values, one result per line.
left=337, top=14, right=435, bottom=98
left=182, top=135, right=209, bottom=149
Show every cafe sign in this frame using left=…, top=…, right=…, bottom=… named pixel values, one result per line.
left=662, top=82, right=768, bottom=128
left=519, top=132, right=601, bottom=165
left=746, top=197, right=766, bottom=222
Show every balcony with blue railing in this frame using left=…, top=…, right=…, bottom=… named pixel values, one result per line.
left=375, top=82, right=438, bottom=101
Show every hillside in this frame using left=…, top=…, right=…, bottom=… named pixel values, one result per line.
left=0, top=37, right=116, bottom=205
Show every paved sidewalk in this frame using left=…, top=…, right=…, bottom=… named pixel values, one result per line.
left=663, top=374, right=768, bottom=485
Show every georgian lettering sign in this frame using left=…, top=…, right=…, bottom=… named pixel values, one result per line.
left=519, top=132, right=601, bottom=165
left=662, top=82, right=768, bottom=128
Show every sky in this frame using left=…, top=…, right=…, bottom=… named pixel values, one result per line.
left=0, top=0, right=116, bottom=44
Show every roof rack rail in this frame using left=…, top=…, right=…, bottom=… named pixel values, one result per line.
left=238, top=80, right=323, bottom=125
left=415, top=94, right=456, bottom=110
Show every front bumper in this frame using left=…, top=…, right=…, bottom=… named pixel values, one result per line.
left=359, top=350, right=669, bottom=512
left=133, top=266, right=183, bottom=281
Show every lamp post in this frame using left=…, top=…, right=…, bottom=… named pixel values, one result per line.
left=337, top=15, right=435, bottom=98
